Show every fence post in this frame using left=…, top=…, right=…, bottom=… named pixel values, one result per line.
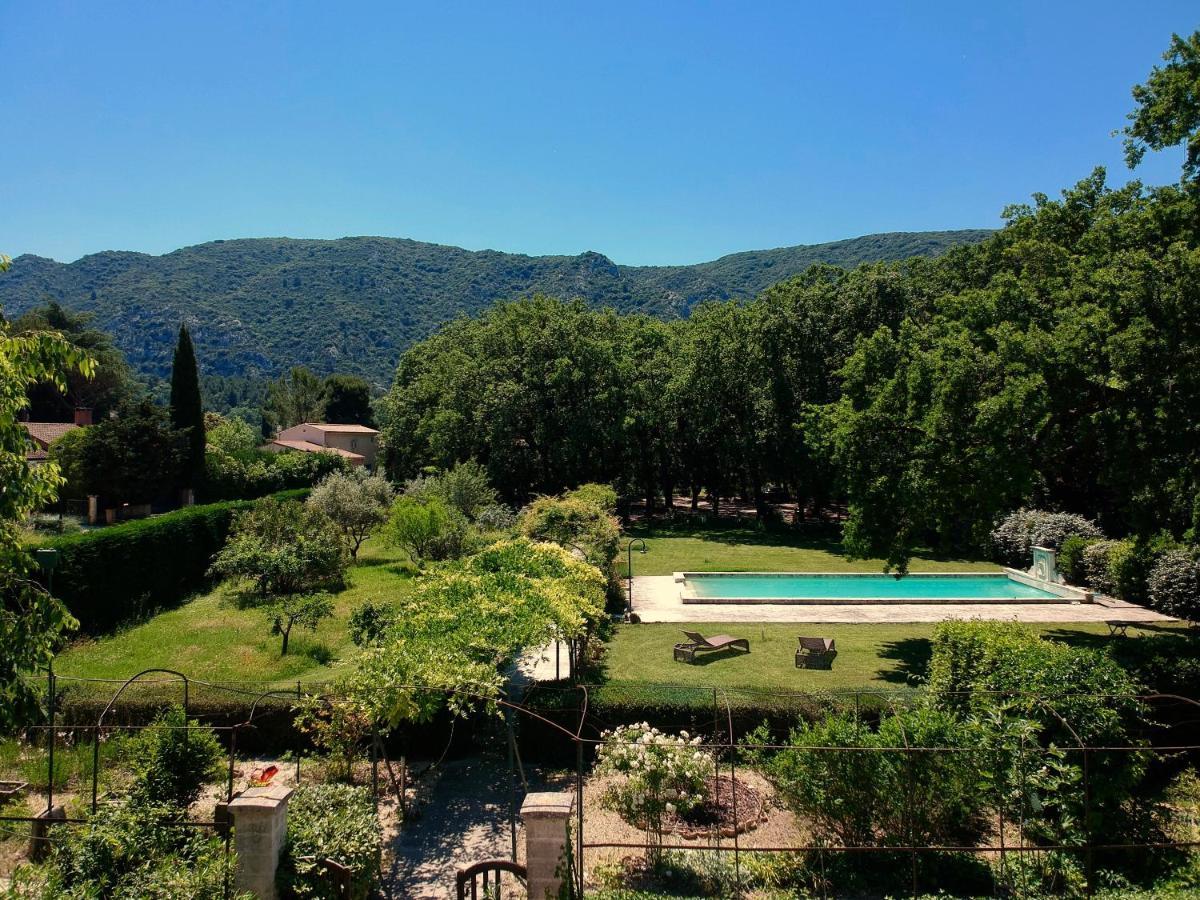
left=522, top=791, right=575, bottom=900
left=45, top=664, right=55, bottom=814
left=228, top=784, right=294, bottom=899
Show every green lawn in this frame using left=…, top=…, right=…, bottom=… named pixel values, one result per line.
left=619, top=525, right=1000, bottom=577
left=601, top=621, right=1164, bottom=695
left=54, top=538, right=415, bottom=687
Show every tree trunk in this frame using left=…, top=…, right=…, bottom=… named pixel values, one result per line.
left=690, top=485, right=700, bottom=512
left=280, top=622, right=292, bottom=655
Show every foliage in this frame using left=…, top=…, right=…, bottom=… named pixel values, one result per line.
left=9, top=300, right=134, bottom=421
left=46, top=426, right=90, bottom=500
left=989, top=509, right=1105, bottom=569
left=204, top=443, right=346, bottom=502
left=596, top=723, right=712, bottom=865
left=263, top=365, right=327, bottom=434
left=209, top=496, right=347, bottom=598
left=1081, top=539, right=1122, bottom=595
left=33, top=799, right=238, bottom=899
left=78, top=399, right=186, bottom=505
left=169, top=324, right=205, bottom=489
left=125, top=704, right=223, bottom=810
left=322, top=373, right=374, bottom=426
left=1058, top=534, right=1100, bottom=584
left=1123, top=30, right=1200, bottom=182
left=39, top=490, right=307, bottom=633
left=347, top=537, right=605, bottom=726
left=294, top=696, right=373, bottom=783
left=759, top=706, right=992, bottom=848
left=1148, top=548, right=1200, bottom=620
left=205, top=413, right=259, bottom=455
left=1, top=282, right=90, bottom=727
left=520, top=486, right=621, bottom=571
left=476, top=503, right=517, bottom=532
left=269, top=592, right=335, bottom=655
left=428, top=459, right=498, bottom=521
left=306, top=468, right=394, bottom=558
left=347, top=599, right=396, bottom=647
left=384, top=495, right=470, bottom=563
left=278, top=783, right=381, bottom=899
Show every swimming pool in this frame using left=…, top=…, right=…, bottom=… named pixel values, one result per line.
left=678, top=572, right=1085, bottom=604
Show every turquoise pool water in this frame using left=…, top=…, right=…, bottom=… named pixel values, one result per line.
left=684, top=573, right=1060, bottom=601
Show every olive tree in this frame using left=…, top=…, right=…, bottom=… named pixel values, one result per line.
left=307, top=468, right=395, bottom=559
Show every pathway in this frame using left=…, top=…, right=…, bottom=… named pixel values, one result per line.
left=387, top=755, right=536, bottom=899
left=631, top=576, right=1174, bottom=624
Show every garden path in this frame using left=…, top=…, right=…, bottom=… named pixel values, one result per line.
left=386, top=755, right=540, bottom=899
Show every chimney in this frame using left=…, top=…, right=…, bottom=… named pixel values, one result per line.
left=74, top=408, right=93, bottom=426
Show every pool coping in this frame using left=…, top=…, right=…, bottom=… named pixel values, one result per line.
left=672, top=570, right=1093, bottom=605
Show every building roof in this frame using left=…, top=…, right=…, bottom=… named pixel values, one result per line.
left=22, top=421, right=79, bottom=449
left=265, top=439, right=366, bottom=462
left=298, top=422, right=379, bottom=434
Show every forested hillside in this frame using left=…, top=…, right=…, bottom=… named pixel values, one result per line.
left=0, top=230, right=988, bottom=386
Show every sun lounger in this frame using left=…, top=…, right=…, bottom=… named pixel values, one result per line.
left=796, top=636, right=837, bottom=669
left=673, top=631, right=750, bottom=664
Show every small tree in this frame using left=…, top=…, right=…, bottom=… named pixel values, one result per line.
left=434, top=460, right=498, bottom=521
left=385, top=496, right=451, bottom=564
left=209, top=498, right=347, bottom=597
left=263, top=366, right=328, bottom=434
left=294, top=696, right=372, bottom=783
left=306, top=469, right=395, bottom=559
left=269, top=592, right=334, bottom=655
left=126, top=705, right=224, bottom=811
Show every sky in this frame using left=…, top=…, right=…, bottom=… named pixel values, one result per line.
left=1, top=1, right=1196, bottom=266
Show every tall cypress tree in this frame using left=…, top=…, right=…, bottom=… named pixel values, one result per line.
left=169, top=324, right=205, bottom=491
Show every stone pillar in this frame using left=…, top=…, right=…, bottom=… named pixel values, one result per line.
left=228, top=785, right=293, bottom=899
left=29, top=805, right=65, bottom=862
left=522, top=791, right=575, bottom=900
left=87, top=495, right=99, bottom=525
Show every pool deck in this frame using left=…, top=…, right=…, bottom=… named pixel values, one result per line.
left=630, top=576, right=1174, bottom=624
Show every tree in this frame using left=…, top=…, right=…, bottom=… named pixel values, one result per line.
left=79, top=400, right=186, bottom=506
left=269, top=592, right=334, bottom=655
left=11, top=301, right=134, bottom=421
left=323, top=374, right=374, bottom=426
left=262, top=366, right=328, bottom=435
left=1123, top=31, right=1200, bottom=182
left=209, top=497, right=347, bottom=597
left=1, top=253, right=92, bottom=727
left=169, top=325, right=205, bottom=490
left=205, top=414, right=259, bottom=455
left=385, top=496, right=453, bottom=564
left=306, top=468, right=394, bottom=559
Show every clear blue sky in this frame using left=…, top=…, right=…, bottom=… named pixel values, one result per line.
left=1, top=1, right=1196, bottom=265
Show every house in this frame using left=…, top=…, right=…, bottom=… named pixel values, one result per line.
left=263, top=422, right=379, bottom=468
left=21, top=408, right=92, bottom=463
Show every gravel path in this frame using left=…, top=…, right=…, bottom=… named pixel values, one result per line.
left=387, top=755, right=535, bottom=899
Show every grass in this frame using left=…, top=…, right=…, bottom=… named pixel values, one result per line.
left=620, top=524, right=1000, bottom=577
left=600, top=621, right=1179, bottom=696
left=54, top=538, right=415, bottom=688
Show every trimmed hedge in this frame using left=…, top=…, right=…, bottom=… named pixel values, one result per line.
left=38, top=489, right=309, bottom=634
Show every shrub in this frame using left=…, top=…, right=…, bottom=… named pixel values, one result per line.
left=125, top=705, right=224, bottom=810
left=761, top=706, right=991, bottom=849
left=989, top=508, right=1103, bottom=568
left=294, top=697, right=373, bottom=783
left=1111, top=534, right=1180, bottom=605
left=595, top=724, right=713, bottom=865
left=278, top=783, right=380, bottom=899
left=385, top=496, right=472, bottom=563
left=1082, top=539, right=1122, bottom=595
left=1059, top=534, right=1099, bottom=584
left=37, top=490, right=308, bottom=634
left=204, top=446, right=347, bottom=502
left=476, top=503, right=518, bottom=532
left=348, top=600, right=396, bottom=647
left=1149, top=549, right=1200, bottom=620
left=42, top=799, right=238, bottom=899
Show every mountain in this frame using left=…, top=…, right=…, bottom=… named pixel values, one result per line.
left=0, top=230, right=990, bottom=387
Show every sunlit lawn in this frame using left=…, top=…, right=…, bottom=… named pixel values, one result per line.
left=54, top=538, right=415, bottom=687
left=619, top=525, right=1001, bottom=577
left=601, top=621, right=1175, bottom=695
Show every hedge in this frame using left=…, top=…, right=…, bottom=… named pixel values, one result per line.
left=38, top=489, right=309, bottom=634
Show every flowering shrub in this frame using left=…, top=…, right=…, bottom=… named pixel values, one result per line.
left=595, top=724, right=713, bottom=865
left=1081, top=539, right=1121, bottom=595
left=989, top=509, right=1103, bottom=568
left=1149, top=549, right=1200, bottom=620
